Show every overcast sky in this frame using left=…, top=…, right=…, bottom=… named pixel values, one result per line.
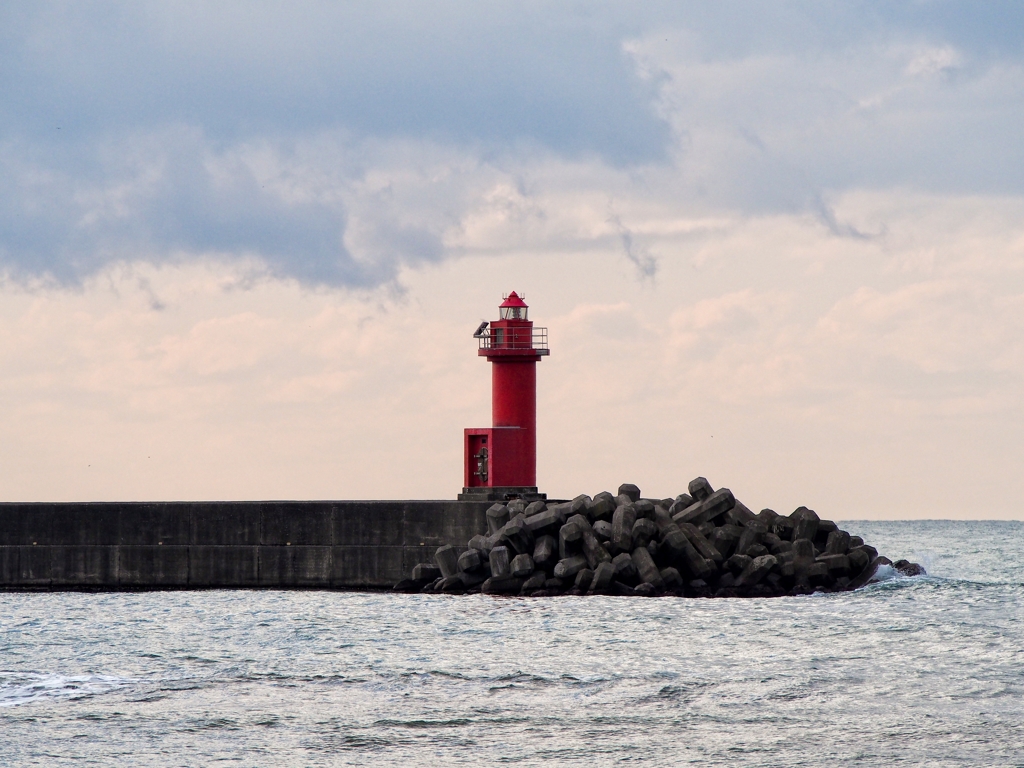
left=2, top=2, right=1023, bottom=518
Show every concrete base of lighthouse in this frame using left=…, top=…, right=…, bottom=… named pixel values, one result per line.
left=457, top=486, right=547, bottom=503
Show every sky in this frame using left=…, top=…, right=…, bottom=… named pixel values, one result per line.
left=2, top=1, right=1023, bottom=518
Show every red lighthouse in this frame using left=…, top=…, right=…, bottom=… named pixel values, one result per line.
left=460, top=291, right=549, bottom=501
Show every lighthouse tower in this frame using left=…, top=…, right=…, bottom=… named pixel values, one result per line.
left=459, top=291, right=549, bottom=501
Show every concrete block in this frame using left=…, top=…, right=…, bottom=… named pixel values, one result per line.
left=817, top=553, right=851, bottom=577
left=737, top=521, right=767, bottom=556
left=120, top=504, right=191, bottom=546
left=725, top=501, right=758, bottom=527
left=688, top=477, right=713, bottom=502
left=633, top=499, right=655, bottom=519
left=489, top=546, right=511, bottom=579
left=392, top=578, right=420, bottom=593
left=612, top=504, right=637, bottom=554
left=711, top=525, right=741, bottom=554
left=525, top=508, right=563, bottom=536
left=189, top=546, right=259, bottom=587
left=434, top=545, right=460, bottom=578
left=590, top=561, right=615, bottom=593
left=634, top=582, right=657, bottom=596
left=611, top=581, right=636, bottom=596
left=611, top=552, right=639, bottom=584
left=411, top=561, right=440, bottom=581
left=617, top=483, right=641, bottom=503
left=524, top=500, right=548, bottom=517
left=817, top=520, right=839, bottom=536
left=673, top=488, right=735, bottom=527
left=668, top=495, right=693, bottom=515
left=766, top=536, right=793, bottom=557
left=790, top=507, right=820, bottom=542
left=773, top=516, right=795, bottom=540
left=468, top=534, right=491, bottom=554
left=510, top=553, right=534, bottom=578
left=592, top=520, right=613, bottom=542
left=679, top=523, right=723, bottom=564
left=553, top=555, right=588, bottom=580
left=559, top=520, right=582, bottom=559
left=631, top=546, right=664, bottom=589
left=412, top=562, right=441, bottom=582
left=258, top=546, right=332, bottom=586
left=458, top=548, right=483, bottom=573
left=501, top=516, right=533, bottom=555
left=659, top=566, right=683, bottom=591
left=440, top=575, right=466, bottom=593
left=849, top=536, right=864, bottom=548
left=736, top=555, right=777, bottom=588
left=533, top=535, right=557, bottom=570
left=506, top=500, right=526, bottom=516
left=662, top=529, right=713, bottom=580
left=575, top=568, right=595, bottom=589
left=261, top=503, right=331, bottom=547
left=580, top=528, right=612, bottom=569
left=462, top=571, right=488, bottom=589
left=521, top=571, right=547, bottom=592
left=119, top=546, right=189, bottom=586
left=726, top=553, right=753, bottom=574
left=631, top=518, right=658, bottom=549
left=544, top=577, right=564, bottom=591
left=191, top=503, right=260, bottom=546
left=807, top=561, right=830, bottom=586
left=894, top=559, right=926, bottom=576
left=589, top=496, right=615, bottom=521
left=482, top=575, right=524, bottom=594
left=486, top=504, right=510, bottom=535
left=756, top=508, right=780, bottom=526
left=571, top=495, right=592, bottom=515
left=826, top=530, right=851, bottom=555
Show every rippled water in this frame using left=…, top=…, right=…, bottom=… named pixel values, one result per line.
left=2, top=521, right=1022, bottom=766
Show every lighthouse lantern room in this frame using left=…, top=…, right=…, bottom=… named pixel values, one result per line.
left=459, top=291, right=549, bottom=502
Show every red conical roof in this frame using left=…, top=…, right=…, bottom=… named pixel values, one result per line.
left=499, top=291, right=528, bottom=308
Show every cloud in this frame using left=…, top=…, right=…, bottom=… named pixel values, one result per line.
left=1, top=2, right=1024, bottom=290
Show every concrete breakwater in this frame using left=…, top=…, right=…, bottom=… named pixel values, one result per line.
left=0, top=500, right=488, bottom=590
left=395, top=480, right=926, bottom=597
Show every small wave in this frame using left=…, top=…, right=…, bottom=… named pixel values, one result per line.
left=0, top=672, right=137, bottom=708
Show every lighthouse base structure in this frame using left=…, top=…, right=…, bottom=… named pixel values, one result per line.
left=459, top=427, right=547, bottom=502
left=457, top=487, right=547, bottom=502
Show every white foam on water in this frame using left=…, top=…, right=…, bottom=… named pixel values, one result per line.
left=0, top=672, right=137, bottom=708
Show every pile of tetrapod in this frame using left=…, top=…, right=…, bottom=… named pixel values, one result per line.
left=393, top=479, right=925, bottom=597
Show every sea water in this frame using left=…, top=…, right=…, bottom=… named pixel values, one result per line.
left=1, top=521, right=1022, bottom=766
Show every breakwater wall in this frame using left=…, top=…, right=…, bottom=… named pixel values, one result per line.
left=0, top=500, right=488, bottom=590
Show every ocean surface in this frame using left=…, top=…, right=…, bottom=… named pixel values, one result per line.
left=2, top=520, right=1022, bottom=766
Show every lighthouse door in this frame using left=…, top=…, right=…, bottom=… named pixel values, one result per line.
left=464, top=430, right=491, bottom=488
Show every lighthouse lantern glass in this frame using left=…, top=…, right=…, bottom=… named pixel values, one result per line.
left=500, top=305, right=527, bottom=321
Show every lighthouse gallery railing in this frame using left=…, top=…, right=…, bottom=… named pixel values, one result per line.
left=478, top=327, right=549, bottom=353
